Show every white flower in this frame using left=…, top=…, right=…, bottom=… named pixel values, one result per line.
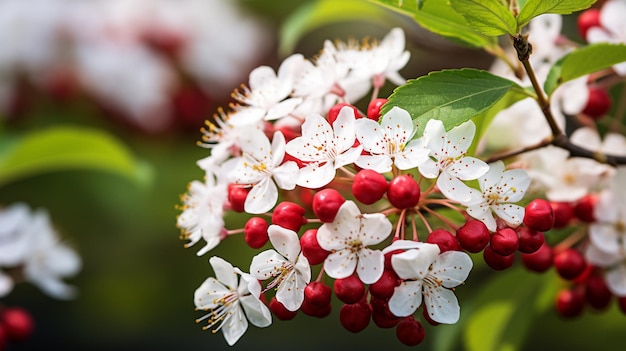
left=0, top=203, right=33, bottom=266
left=585, top=244, right=626, bottom=297
left=418, top=119, right=489, bottom=202
left=225, top=130, right=299, bottom=214
left=587, top=0, right=626, bottom=75
left=588, top=167, right=626, bottom=255
left=250, top=225, right=311, bottom=311
left=384, top=241, right=472, bottom=324
left=195, top=257, right=272, bottom=346
left=461, top=161, right=531, bottom=231
left=316, top=201, right=392, bottom=284
left=355, top=106, right=429, bottom=173
left=21, top=209, right=82, bottom=300
left=230, top=54, right=305, bottom=125
left=285, top=106, right=362, bottom=188
left=177, top=171, right=228, bottom=256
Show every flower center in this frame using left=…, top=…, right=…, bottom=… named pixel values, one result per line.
left=197, top=291, right=239, bottom=333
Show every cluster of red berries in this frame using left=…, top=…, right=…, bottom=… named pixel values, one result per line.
left=0, top=306, right=34, bottom=350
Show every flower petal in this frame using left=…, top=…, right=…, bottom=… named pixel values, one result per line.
left=391, top=245, right=439, bottom=280
left=493, top=204, right=525, bottom=227
left=209, top=256, right=238, bottom=290
left=245, top=178, right=278, bottom=214
left=356, top=248, right=384, bottom=284
left=194, top=277, right=230, bottom=309
left=606, top=264, right=626, bottom=296
left=323, top=250, right=357, bottom=279
left=221, top=306, right=248, bottom=346
left=360, top=213, right=393, bottom=245
left=250, top=250, right=286, bottom=280
left=355, top=154, right=393, bottom=173
left=268, top=225, right=301, bottom=261
left=423, top=285, right=460, bottom=324
left=389, top=280, right=423, bottom=317
left=437, top=172, right=474, bottom=203
left=431, top=251, right=473, bottom=288
left=296, top=162, right=335, bottom=189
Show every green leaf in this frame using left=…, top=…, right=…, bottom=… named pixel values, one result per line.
left=544, top=43, right=626, bottom=95
left=382, top=69, right=526, bottom=136
left=516, top=0, right=597, bottom=31
left=279, top=0, right=391, bottom=56
left=0, top=126, right=152, bottom=188
left=449, top=0, right=517, bottom=36
left=371, top=0, right=497, bottom=48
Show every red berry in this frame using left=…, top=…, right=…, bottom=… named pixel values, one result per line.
left=490, top=228, right=519, bottom=256
left=244, top=217, right=269, bottom=249
left=300, top=229, right=330, bottom=265
left=521, top=241, right=553, bottom=273
left=583, top=87, right=612, bottom=120
left=517, top=227, right=545, bottom=254
left=367, top=98, right=388, bottom=121
left=300, top=298, right=332, bottom=318
left=1, top=307, right=34, bottom=342
left=585, top=274, right=613, bottom=310
left=370, top=296, right=401, bottom=328
left=426, top=229, right=461, bottom=253
left=554, top=248, right=587, bottom=280
left=555, top=287, right=585, bottom=318
left=334, top=274, right=365, bottom=304
left=304, top=282, right=332, bottom=307
left=269, top=297, right=298, bottom=320
left=312, top=188, right=345, bottom=222
left=396, top=316, right=425, bottom=346
left=577, top=8, right=602, bottom=40
left=227, top=184, right=249, bottom=212
left=369, top=268, right=399, bottom=300
left=387, top=174, right=420, bottom=209
left=483, top=245, right=515, bottom=270
left=352, top=169, right=388, bottom=205
left=574, top=194, right=596, bottom=223
left=384, top=248, right=403, bottom=270
left=340, top=300, right=371, bottom=333
left=271, top=201, right=307, bottom=232
left=327, top=103, right=360, bottom=125
left=524, top=199, right=554, bottom=232
left=456, top=219, right=490, bottom=253
left=551, top=201, right=574, bottom=229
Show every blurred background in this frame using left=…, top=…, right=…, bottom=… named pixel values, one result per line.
left=0, top=0, right=624, bottom=350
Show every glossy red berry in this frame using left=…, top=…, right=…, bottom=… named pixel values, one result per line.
left=244, top=217, right=269, bottom=249
left=456, top=219, right=490, bottom=253
left=483, top=245, right=515, bottom=270
left=312, top=188, right=345, bottom=222
left=583, top=87, right=612, bottom=120
left=1, top=307, right=34, bottom=342
left=574, top=194, right=596, bottom=223
left=517, top=226, right=545, bottom=254
left=304, top=282, right=332, bottom=307
left=426, top=228, right=461, bottom=252
left=387, top=174, right=420, bottom=209
left=524, top=199, right=554, bottom=232
left=227, top=184, right=249, bottom=212
left=367, top=98, right=388, bottom=121
left=269, top=297, right=298, bottom=320
left=551, top=201, right=574, bottom=229
left=370, top=296, right=401, bottom=328
left=272, top=201, right=307, bottom=232
left=334, top=274, right=365, bottom=304
left=327, top=103, right=360, bottom=125
left=585, top=274, right=613, bottom=310
left=521, top=241, right=554, bottom=273
left=490, top=228, right=519, bottom=256
left=555, top=286, right=585, bottom=318
left=300, top=229, right=330, bottom=265
left=577, top=8, right=601, bottom=40
left=352, top=169, right=388, bottom=205
left=300, top=298, right=332, bottom=318
left=554, top=248, right=588, bottom=280
left=340, top=300, right=371, bottom=333
left=396, top=316, right=425, bottom=346
left=369, top=268, right=399, bottom=300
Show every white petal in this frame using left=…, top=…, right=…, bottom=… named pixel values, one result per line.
left=248, top=66, right=277, bottom=91
left=360, top=213, right=393, bottom=245
left=335, top=145, right=363, bottom=168
left=355, top=154, right=393, bottom=173
left=493, top=204, right=525, bottom=227
left=323, top=250, right=357, bottom=279
left=589, top=224, right=621, bottom=254
left=221, top=306, right=248, bottom=346
left=194, top=277, right=230, bottom=309
left=437, top=172, right=474, bottom=203
left=380, top=106, right=416, bottom=142
left=391, top=245, right=439, bottom=280
left=356, top=117, right=386, bottom=153
left=209, top=257, right=238, bottom=290
left=268, top=225, right=301, bottom=261
left=382, top=240, right=427, bottom=253
left=606, top=264, right=626, bottom=296
left=275, top=271, right=307, bottom=311
left=479, top=161, right=505, bottom=190
left=334, top=106, right=358, bottom=152
left=418, top=158, right=441, bottom=179
left=296, top=162, right=335, bottom=189
left=273, top=161, right=299, bottom=190
left=447, top=120, right=476, bottom=155
left=0, top=272, right=13, bottom=297
left=271, top=131, right=287, bottom=167
left=584, top=244, right=622, bottom=267
left=250, top=250, right=286, bottom=280
left=245, top=178, right=278, bottom=214
left=240, top=294, right=273, bottom=328
left=317, top=201, right=361, bottom=250
left=394, top=142, right=429, bottom=170
left=431, top=251, right=473, bottom=288
left=423, top=285, right=460, bottom=324
left=448, top=157, right=489, bottom=181
left=265, top=98, right=302, bottom=121
left=389, top=280, right=423, bottom=317
left=423, top=119, right=446, bottom=155
left=356, top=249, right=384, bottom=284
left=467, top=204, right=497, bottom=232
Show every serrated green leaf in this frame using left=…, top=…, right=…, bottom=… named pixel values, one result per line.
left=371, top=0, right=497, bottom=48
left=517, top=0, right=597, bottom=31
left=382, top=69, right=526, bottom=136
left=450, top=0, right=517, bottom=36
left=544, top=43, right=626, bottom=95
left=0, top=126, right=152, bottom=188
left=279, top=0, right=390, bottom=57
